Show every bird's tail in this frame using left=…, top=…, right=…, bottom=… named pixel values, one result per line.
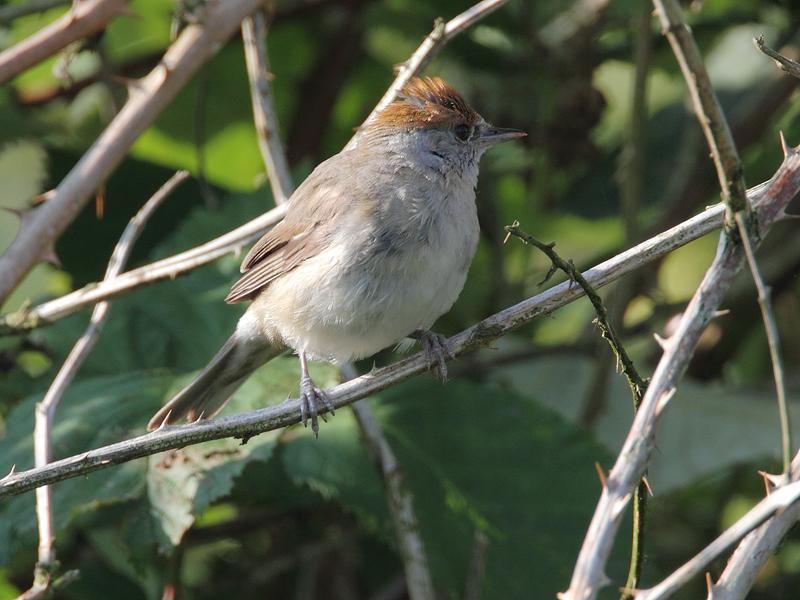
left=147, top=333, right=284, bottom=430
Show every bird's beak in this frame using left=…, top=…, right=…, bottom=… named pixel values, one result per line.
left=477, top=125, right=527, bottom=146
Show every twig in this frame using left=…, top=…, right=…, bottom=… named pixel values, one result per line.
left=0, top=0, right=70, bottom=26
left=344, top=366, right=435, bottom=600
left=560, top=143, right=800, bottom=600
left=734, top=212, right=792, bottom=476
left=345, top=0, right=509, bottom=150
left=651, top=0, right=749, bottom=222
left=711, top=453, right=800, bottom=599
left=0, top=0, right=269, bottom=306
left=616, top=8, right=653, bottom=595
left=241, top=10, right=293, bottom=204
left=503, top=224, right=647, bottom=404
left=1, top=163, right=795, bottom=500
left=21, top=172, right=188, bottom=599
left=634, top=478, right=800, bottom=599
left=505, top=221, right=652, bottom=600
left=0, top=0, right=128, bottom=84
left=657, top=0, right=792, bottom=477
left=0, top=203, right=288, bottom=334
left=755, top=35, right=800, bottom=80
left=463, top=530, right=490, bottom=600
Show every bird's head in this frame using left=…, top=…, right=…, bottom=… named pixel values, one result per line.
left=366, top=77, right=525, bottom=175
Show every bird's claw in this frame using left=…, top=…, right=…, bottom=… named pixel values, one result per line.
left=299, top=376, right=335, bottom=437
left=415, top=330, right=454, bottom=382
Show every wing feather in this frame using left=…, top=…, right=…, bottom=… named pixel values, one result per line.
left=226, top=149, right=365, bottom=303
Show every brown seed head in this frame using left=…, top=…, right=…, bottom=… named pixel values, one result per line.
left=374, top=77, right=481, bottom=131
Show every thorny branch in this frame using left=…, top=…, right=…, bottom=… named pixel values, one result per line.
left=735, top=211, right=792, bottom=476
left=0, top=167, right=793, bottom=499
left=651, top=0, right=749, bottom=222
left=503, top=223, right=647, bottom=403
left=0, top=203, right=288, bottom=334
left=0, top=0, right=269, bottom=306
left=755, top=34, right=800, bottom=80
left=658, top=4, right=794, bottom=481
left=20, top=171, right=188, bottom=600
left=635, top=470, right=800, bottom=600
left=711, top=453, right=800, bottom=599
left=560, top=144, right=800, bottom=600
left=0, top=0, right=128, bottom=84
left=241, top=10, right=293, bottom=204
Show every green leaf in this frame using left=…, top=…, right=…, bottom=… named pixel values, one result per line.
left=0, top=372, right=173, bottom=563
left=491, top=353, right=800, bottom=492
left=283, top=378, right=621, bottom=598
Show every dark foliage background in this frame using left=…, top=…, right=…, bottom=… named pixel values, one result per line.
left=1, top=0, right=800, bottom=597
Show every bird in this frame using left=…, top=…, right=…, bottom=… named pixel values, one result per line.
left=147, top=76, right=525, bottom=435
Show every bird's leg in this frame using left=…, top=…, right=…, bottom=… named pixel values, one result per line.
left=410, top=329, right=454, bottom=382
left=298, top=350, right=335, bottom=437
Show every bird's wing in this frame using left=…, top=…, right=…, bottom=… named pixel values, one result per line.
left=225, top=153, right=360, bottom=304
left=225, top=223, right=324, bottom=303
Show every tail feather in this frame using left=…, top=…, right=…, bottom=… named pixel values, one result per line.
left=147, top=334, right=283, bottom=430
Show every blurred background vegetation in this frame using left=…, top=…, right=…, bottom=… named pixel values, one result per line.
left=1, top=0, right=800, bottom=597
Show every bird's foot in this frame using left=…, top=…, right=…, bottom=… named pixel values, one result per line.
left=411, top=329, right=454, bottom=382
left=299, top=376, right=335, bottom=437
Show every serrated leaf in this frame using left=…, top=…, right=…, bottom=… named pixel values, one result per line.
left=0, top=372, right=173, bottom=563
left=282, top=378, right=620, bottom=599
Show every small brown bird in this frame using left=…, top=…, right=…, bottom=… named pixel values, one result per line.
left=148, top=77, right=525, bottom=435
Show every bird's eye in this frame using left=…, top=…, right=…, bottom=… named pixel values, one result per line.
left=454, top=124, right=471, bottom=141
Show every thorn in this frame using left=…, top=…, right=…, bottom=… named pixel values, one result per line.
left=594, top=462, right=607, bottom=488
left=780, top=131, right=789, bottom=157
left=758, top=470, right=784, bottom=494
left=155, top=410, right=173, bottom=431
left=641, top=475, right=654, bottom=497
left=653, top=333, right=670, bottom=350
left=41, top=244, right=61, bottom=268
left=778, top=210, right=800, bottom=221
left=0, top=205, right=37, bottom=230
left=95, top=185, right=105, bottom=219
left=31, top=190, right=55, bottom=205
left=655, top=387, right=676, bottom=417
left=706, top=572, right=716, bottom=598
left=193, top=411, right=205, bottom=423
left=1, top=464, right=17, bottom=481
left=711, top=308, right=730, bottom=319
left=598, top=572, right=612, bottom=588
